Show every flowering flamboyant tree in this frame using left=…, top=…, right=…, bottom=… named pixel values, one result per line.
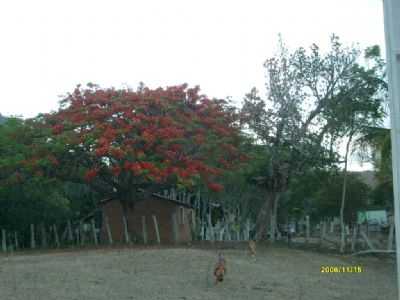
left=32, top=83, right=245, bottom=210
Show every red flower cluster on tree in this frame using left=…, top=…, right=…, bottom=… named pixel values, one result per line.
left=110, top=147, right=125, bottom=159
left=111, top=166, right=121, bottom=176
left=52, top=124, right=64, bottom=135
left=207, top=182, right=224, bottom=192
left=42, top=83, right=245, bottom=194
left=84, top=169, right=98, bottom=182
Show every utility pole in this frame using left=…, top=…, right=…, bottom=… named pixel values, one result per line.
left=383, top=0, right=400, bottom=296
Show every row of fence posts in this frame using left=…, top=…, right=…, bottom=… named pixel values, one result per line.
left=0, top=213, right=166, bottom=253
left=316, top=217, right=396, bottom=252
left=199, top=218, right=252, bottom=241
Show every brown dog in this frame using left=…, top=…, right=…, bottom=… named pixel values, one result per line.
left=214, top=253, right=227, bottom=284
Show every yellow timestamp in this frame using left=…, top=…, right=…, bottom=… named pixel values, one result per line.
left=320, top=266, right=363, bottom=273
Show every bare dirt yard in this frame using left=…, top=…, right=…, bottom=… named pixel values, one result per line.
left=0, top=244, right=396, bottom=300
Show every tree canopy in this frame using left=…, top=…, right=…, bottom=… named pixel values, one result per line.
left=29, top=84, right=246, bottom=206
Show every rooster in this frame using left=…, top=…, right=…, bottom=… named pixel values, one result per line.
left=214, top=253, right=227, bottom=285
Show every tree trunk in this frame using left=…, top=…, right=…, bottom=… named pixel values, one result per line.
left=255, top=193, right=273, bottom=240
left=340, top=133, right=353, bottom=253
left=256, top=191, right=280, bottom=241
left=270, top=193, right=280, bottom=242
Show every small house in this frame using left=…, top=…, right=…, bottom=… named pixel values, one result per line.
left=357, top=209, right=388, bottom=230
left=99, top=192, right=195, bottom=244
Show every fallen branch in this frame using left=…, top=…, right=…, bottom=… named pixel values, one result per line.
left=351, top=249, right=395, bottom=256
left=321, top=237, right=339, bottom=246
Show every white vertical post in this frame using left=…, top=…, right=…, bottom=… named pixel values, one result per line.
left=91, top=219, right=98, bottom=246
left=40, top=223, right=47, bottom=248
left=67, top=220, right=74, bottom=242
left=142, top=216, right=148, bottom=244
left=191, top=210, right=196, bottom=234
left=319, top=222, right=324, bottom=244
left=30, top=224, right=36, bottom=249
left=330, top=221, right=334, bottom=234
left=79, top=222, right=85, bottom=246
left=245, top=219, right=250, bottom=240
left=351, top=226, right=358, bottom=252
left=1, top=229, right=6, bottom=252
left=152, top=215, right=161, bottom=244
left=219, top=227, right=225, bottom=241
left=383, top=0, right=400, bottom=295
left=305, top=215, right=310, bottom=243
left=53, top=224, right=60, bottom=248
left=105, top=216, right=113, bottom=245
left=14, top=231, right=19, bottom=250
left=207, top=213, right=214, bottom=241
left=122, top=215, right=130, bottom=244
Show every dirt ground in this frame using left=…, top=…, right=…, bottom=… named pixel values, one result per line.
left=0, top=244, right=396, bottom=300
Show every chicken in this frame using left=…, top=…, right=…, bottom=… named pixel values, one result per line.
left=214, top=253, right=227, bottom=284
left=248, top=240, right=256, bottom=257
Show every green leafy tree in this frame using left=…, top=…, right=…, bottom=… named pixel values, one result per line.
left=357, top=127, right=392, bottom=209
left=241, top=36, right=386, bottom=240
left=0, top=118, right=73, bottom=246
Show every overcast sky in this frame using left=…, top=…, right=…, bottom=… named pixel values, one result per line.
left=0, top=0, right=386, bottom=170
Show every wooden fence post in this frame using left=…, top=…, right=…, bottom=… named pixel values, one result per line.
left=40, top=223, right=47, bottom=248
left=78, top=222, right=84, bottom=246
left=200, top=222, right=205, bottom=240
left=122, top=215, right=130, bottom=244
left=91, top=219, right=98, bottom=246
left=105, top=215, right=113, bottom=245
left=171, top=213, right=179, bottom=243
left=14, top=231, right=18, bottom=251
left=320, top=222, right=324, bottom=244
left=351, top=225, right=358, bottom=252
left=67, top=220, right=74, bottom=242
left=30, top=224, right=36, bottom=249
left=207, top=213, right=214, bottom=241
left=388, top=219, right=395, bottom=250
left=219, top=226, right=225, bottom=241
left=152, top=215, right=161, bottom=244
left=226, top=223, right=232, bottom=241
left=191, top=210, right=196, bottom=234
left=75, top=226, right=80, bottom=245
left=330, top=221, right=334, bottom=234
left=245, top=219, right=250, bottom=240
left=2, top=229, right=7, bottom=252
left=360, top=230, right=375, bottom=250
left=53, top=224, right=60, bottom=248
left=142, top=216, right=148, bottom=244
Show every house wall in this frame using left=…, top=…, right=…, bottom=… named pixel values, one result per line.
left=100, top=197, right=194, bottom=244
left=100, top=199, right=126, bottom=243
